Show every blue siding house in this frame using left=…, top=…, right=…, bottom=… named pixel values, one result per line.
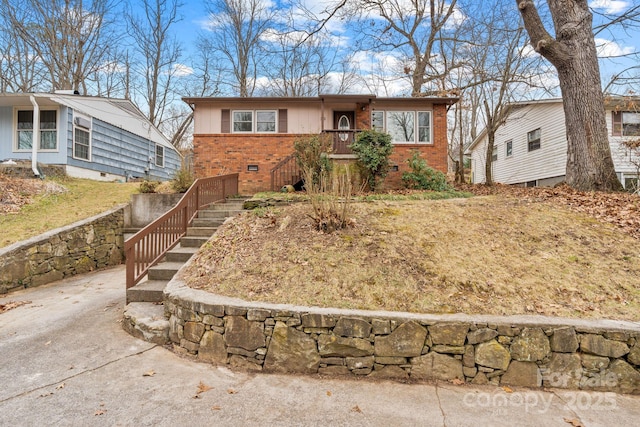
left=0, top=92, right=181, bottom=181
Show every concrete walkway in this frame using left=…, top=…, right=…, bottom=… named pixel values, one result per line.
left=1, top=266, right=639, bottom=426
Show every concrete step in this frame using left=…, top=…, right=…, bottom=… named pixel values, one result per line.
left=148, top=261, right=185, bottom=280
left=165, top=246, right=199, bottom=262
left=122, top=302, right=169, bottom=345
left=126, top=280, right=167, bottom=304
left=206, top=201, right=247, bottom=211
left=197, top=209, right=244, bottom=218
left=180, top=236, right=210, bottom=247
left=192, top=217, right=226, bottom=227
left=187, top=226, right=217, bottom=237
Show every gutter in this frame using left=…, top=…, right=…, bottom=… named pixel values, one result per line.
left=29, top=95, right=41, bottom=177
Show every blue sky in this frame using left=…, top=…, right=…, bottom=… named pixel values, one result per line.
left=160, top=0, right=639, bottom=96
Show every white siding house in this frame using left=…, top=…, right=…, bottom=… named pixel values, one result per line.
left=466, top=98, right=640, bottom=190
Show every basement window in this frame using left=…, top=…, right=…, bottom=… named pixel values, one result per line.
left=247, top=164, right=259, bottom=172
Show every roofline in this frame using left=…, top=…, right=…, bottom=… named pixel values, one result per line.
left=182, top=94, right=459, bottom=105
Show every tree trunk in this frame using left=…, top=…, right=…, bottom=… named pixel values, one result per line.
left=484, top=130, right=494, bottom=185
left=517, top=0, right=622, bottom=191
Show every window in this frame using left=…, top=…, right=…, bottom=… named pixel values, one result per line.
left=233, top=111, right=253, bottom=132
left=232, top=110, right=276, bottom=133
left=613, top=111, right=640, bottom=136
left=528, top=128, right=541, bottom=151
left=74, top=128, right=90, bottom=160
left=387, top=111, right=415, bottom=143
left=417, top=111, right=431, bottom=143
left=492, top=146, right=498, bottom=162
left=16, top=109, right=58, bottom=151
left=73, top=115, right=91, bottom=161
left=380, top=110, right=432, bottom=144
left=506, top=140, right=513, bottom=157
left=156, top=145, right=165, bottom=167
left=371, top=111, right=384, bottom=130
left=256, top=111, right=276, bottom=132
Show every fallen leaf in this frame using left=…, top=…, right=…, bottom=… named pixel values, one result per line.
left=563, top=418, right=584, bottom=427
left=0, top=300, right=32, bottom=313
left=351, top=405, right=362, bottom=413
left=502, top=386, right=514, bottom=393
left=326, top=391, right=332, bottom=396
left=95, top=410, right=106, bottom=416
left=227, top=388, right=237, bottom=394
left=211, top=405, right=222, bottom=411
left=197, top=381, right=213, bottom=395
left=143, top=370, right=155, bottom=377
left=56, top=383, right=65, bottom=390
left=450, top=378, right=464, bottom=385
left=44, top=341, right=51, bottom=346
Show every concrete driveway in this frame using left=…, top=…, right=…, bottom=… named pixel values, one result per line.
left=1, top=265, right=639, bottom=426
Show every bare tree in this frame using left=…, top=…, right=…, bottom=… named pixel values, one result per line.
left=0, top=15, right=46, bottom=92
left=203, top=0, right=276, bottom=97
left=126, top=0, right=183, bottom=127
left=516, top=0, right=622, bottom=191
left=354, top=0, right=461, bottom=96
left=1, top=0, right=121, bottom=93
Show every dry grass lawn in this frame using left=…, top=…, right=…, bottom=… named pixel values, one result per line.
left=186, top=195, right=640, bottom=320
left=0, top=176, right=139, bottom=248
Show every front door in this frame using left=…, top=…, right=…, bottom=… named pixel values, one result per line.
left=333, top=111, right=355, bottom=154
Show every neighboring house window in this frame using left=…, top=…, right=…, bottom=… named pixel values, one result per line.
left=506, top=140, right=513, bottom=157
left=527, top=128, right=541, bottom=151
left=371, top=111, right=384, bottom=130
left=612, top=111, right=640, bottom=136
left=74, top=128, right=90, bottom=160
left=233, top=111, right=253, bottom=132
left=492, top=146, right=498, bottom=162
left=156, top=145, right=165, bottom=167
left=232, top=110, right=277, bottom=133
left=73, top=115, right=91, bottom=161
left=15, top=109, right=58, bottom=151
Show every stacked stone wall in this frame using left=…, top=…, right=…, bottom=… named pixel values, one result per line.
left=0, top=207, right=125, bottom=293
left=165, top=281, right=640, bottom=394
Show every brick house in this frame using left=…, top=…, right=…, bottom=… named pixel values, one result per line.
left=183, top=94, right=457, bottom=194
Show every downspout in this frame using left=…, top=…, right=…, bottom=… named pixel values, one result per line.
left=29, top=95, right=41, bottom=177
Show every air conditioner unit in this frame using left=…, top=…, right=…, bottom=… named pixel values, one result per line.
left=74, top=116, right=91, bottom=129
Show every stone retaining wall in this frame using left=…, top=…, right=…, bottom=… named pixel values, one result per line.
left=0, top=206, right=125, bottom=293
left=165, top=276, right=640, bottom=395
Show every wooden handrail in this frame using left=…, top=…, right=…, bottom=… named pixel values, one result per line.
left=270, top=153, right=301, bottom=191
left=124, top=173, right=239, bottom=289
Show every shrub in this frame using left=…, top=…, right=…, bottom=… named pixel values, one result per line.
left=401, top=152, right=451, bottom=191
left=138, top=180, right=159, bottom=193
left=349, top=129, right=393, bottom=192
left=171, top=168, right=195, bottom=193
left=293, top=134, right=333, bottom=188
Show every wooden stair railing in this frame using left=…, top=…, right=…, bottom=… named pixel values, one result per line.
left=270, top=153, right=302, bottom=191
left=125, top=173, right=239, bottom=289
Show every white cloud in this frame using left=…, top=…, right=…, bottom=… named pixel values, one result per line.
left=589, top=0, right=630, bottom=14
left=595, top=38, right=635, bottom=57
left=171, top=63, right=194, bottom=77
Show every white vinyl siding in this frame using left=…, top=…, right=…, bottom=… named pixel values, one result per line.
left=469, top=102, right=567, bottom=185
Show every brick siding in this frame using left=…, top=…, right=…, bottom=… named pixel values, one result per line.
left=193, top=103, right=450, bottom=194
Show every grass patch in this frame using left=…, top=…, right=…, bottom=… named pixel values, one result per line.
left=186, top=195, right=640, bottom=320
left=0, top=176, right=138, bottom=248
